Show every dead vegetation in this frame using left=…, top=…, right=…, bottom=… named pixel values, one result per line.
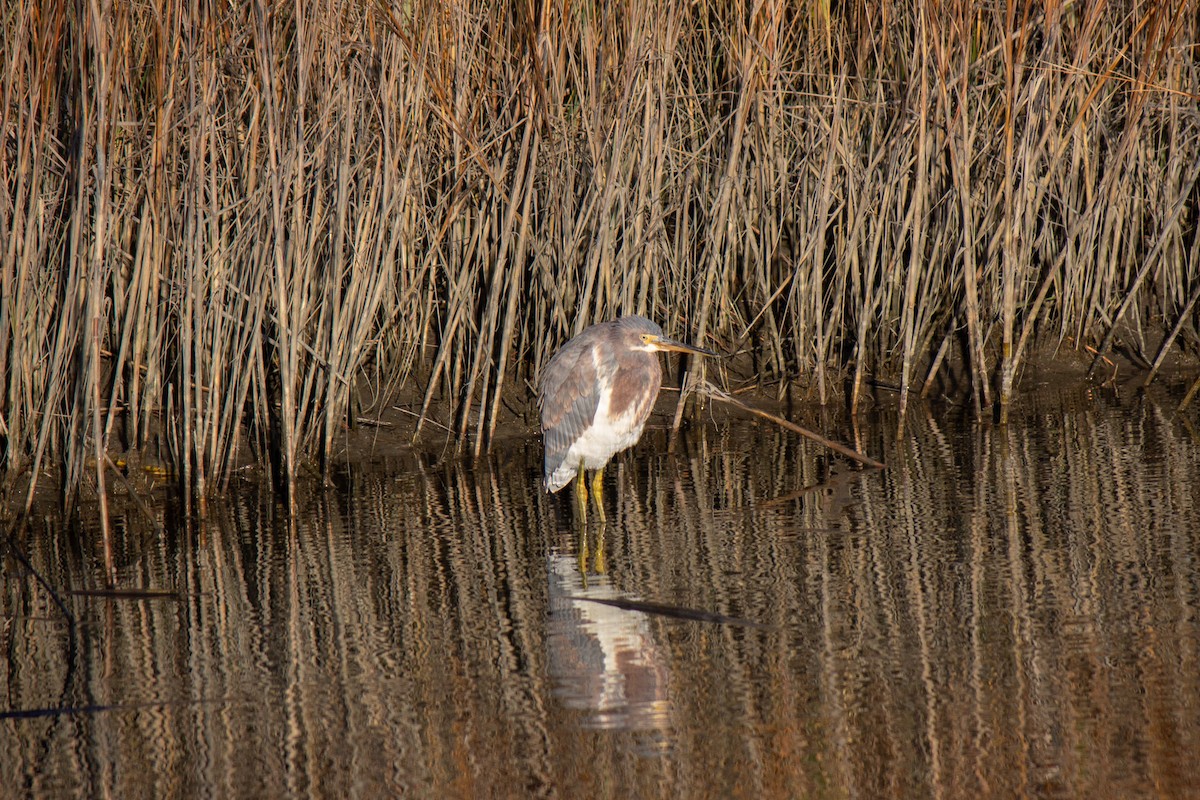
left=1, top=0, right=1197, bottom=512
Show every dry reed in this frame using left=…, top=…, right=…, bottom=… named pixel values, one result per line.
left=1, top=0, right=1197, bottom=512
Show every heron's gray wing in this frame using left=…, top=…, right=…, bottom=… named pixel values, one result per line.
left=539, top=339, right=602, bottom=487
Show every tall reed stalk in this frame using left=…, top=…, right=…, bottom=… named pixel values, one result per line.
left=1, top=0, right=1197, bottom=513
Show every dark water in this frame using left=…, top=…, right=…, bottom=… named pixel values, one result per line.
left=4, top=394, right=1200, bottom=798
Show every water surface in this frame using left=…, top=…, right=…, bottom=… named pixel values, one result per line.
left=4, top=394, right=1200, bottom=798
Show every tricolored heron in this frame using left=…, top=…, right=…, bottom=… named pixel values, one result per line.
left=538, top=316, right=716, bottom=522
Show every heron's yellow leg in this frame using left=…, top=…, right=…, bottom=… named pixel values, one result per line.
left=591, top=467, right=606, bottom=524
left=574, top=469, right=589, bottom=526
left=577, top=526, right=590, bottom=586
left=592, top=521, right=607, bottom=574
left=577, top=523, right=606, bottom=579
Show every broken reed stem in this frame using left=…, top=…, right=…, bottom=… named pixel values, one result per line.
left=694, top=381, right=886, bottom=471
left=1181, top=374, right=1200, bottom=413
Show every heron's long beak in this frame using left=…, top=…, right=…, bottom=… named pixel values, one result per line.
left=652, top=336, right=717, bottom=358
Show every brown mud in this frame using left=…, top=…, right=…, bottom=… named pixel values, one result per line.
left=6, top=342, right=1197, bottom=526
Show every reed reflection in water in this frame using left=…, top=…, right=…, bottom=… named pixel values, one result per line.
left=3, top=395, right=1200, bottom=798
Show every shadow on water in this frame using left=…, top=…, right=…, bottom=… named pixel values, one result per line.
left=3, top=392, right=1200, bottom=798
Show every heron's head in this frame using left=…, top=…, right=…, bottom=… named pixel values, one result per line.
left=619, top=316, right=717, bottom=358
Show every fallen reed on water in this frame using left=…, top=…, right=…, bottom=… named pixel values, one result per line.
left=1, top=0, right=1197, bottom=511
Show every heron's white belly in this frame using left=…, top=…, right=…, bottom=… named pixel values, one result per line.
left=547, top=394, right=649, bottom=491
left=568, top=411, right=647, bottom=470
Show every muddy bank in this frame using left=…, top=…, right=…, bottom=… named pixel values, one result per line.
left=342, top=343, right=1200, bottom=468
left=4, top=344, right=1196, bottom=526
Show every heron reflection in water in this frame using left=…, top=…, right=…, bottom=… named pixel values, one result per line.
left=538, top=316, right=716, bottom=524
left=546, top=551, right=671, bottom=748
